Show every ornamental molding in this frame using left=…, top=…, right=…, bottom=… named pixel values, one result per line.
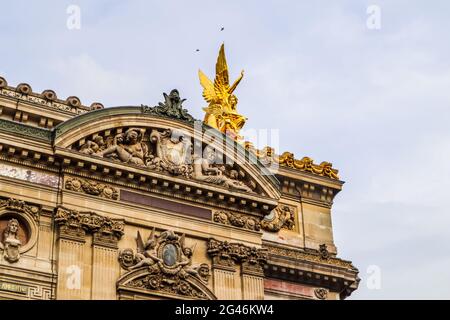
left=64, top=176, right=119, bottom=200
left=117, top=228, right=214, bottom=300
left=212, top=210, right=261, bottom=231
left=207, top=238, right=268, bottom=275
left=55, top=207, right=124, bottom=247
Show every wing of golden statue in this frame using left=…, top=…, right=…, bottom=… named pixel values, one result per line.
left=198, top=69, right=217, bottom=103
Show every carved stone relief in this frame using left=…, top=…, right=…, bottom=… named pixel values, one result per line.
left=65, top=177, right=119, bottom=200
left=75, top=126, right=257, bottom=194
left=0, top=198, right=40, bottom=262
left=261, top=205, right=295, bottom=232
left=117, top=228, right=212, bottom=299
left=314, top=288, right=328, bottom=300
left=55, top=207, right=124, bottom=247
left=207, top=238, right=268, bottom=275
left=213, top=210, right=261, bottom=231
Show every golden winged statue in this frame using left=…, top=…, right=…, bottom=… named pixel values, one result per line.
left=199, top=44, right=247, bottom=141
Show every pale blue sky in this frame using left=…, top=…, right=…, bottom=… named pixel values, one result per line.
left=1, top=0, right=449, bottom=299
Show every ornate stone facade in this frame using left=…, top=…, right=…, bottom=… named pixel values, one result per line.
left=0, top=73, right=359, bottom=300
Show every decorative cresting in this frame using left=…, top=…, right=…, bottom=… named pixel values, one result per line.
left=55, top=207, right=124, bottom=247
left=212, top=210, right=261, bottom=231
left=207, top=238, right=268, bottom=275
left=261, top=205, right=295, bottom=232
left=65, top=176, right=119, bottom=200
left=0, top=198, right=40, bottom=262
left=74, top=126, right=259, bottom=194
left=141, top=89, right=195, bottom=124
left=117, top=228, right=215, bottom=300
left=199, top=44, right=246, bottom=141
left=244, top=143, right=340, bottom=180
left=0, top=75, right=100, bottom=115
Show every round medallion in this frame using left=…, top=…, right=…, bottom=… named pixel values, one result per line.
left=162, top=244, right=177, bottom=266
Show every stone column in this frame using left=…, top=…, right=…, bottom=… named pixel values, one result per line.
left=55, top=218, right=87, bottom=300
left=55, top=207, right=124, bottom=300
left=241, top=263, right=265, bottom=300
left=207, top=239, right=267, bottom=300
left=91, top=231, right=122, bottom=300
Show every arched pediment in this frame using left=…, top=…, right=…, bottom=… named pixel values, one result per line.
left=116, top=266, right=217, bottom=300
left=53, top=106, right=280, bottom=214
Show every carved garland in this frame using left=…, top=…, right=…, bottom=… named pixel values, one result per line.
left=212, top=210, right=261, bottom=231
left=65, top=177, right=119, bottom=200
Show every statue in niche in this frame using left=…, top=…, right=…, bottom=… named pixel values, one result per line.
left=147, top=128, right=193, bottom=177
left=192, top=146, right=253, bottom=193
left=98, top=128, right=148, bottom=165
left=0, top=218, right=22, bottom=263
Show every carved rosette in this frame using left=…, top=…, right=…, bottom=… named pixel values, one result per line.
left=55, top=207, right=124, bottom=247
left=65, top=177, right=119, bottom=200
left=314, top=288, right=328, bottom=300
left=213, top=210, right=261, bottom=231
left=207, top=238, right=267, bottom=275
left=261, top=205, right=295, bottom=232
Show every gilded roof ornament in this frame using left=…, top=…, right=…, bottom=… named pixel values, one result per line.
left=244, top=142, right=340, bottom=180
left=199, top=44, right=247, bottom=141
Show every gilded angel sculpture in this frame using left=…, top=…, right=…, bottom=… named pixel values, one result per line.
left=199, top=44, right=247, bottom=141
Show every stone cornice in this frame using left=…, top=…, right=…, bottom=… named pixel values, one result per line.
left=264, top=242, right=357, bottom=270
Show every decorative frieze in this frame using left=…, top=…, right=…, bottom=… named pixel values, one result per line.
left=264, top=244, right=356, bottom=269
left=212, top=210, right=261, bottom=231
left=55, top=207, right=124, bottom=246
left=65, top=177, right=119, bottom=200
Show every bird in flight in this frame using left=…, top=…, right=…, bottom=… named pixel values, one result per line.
left=196, top=49, right=200, bottom=52
left=220, top=27, right=224, bottom=31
